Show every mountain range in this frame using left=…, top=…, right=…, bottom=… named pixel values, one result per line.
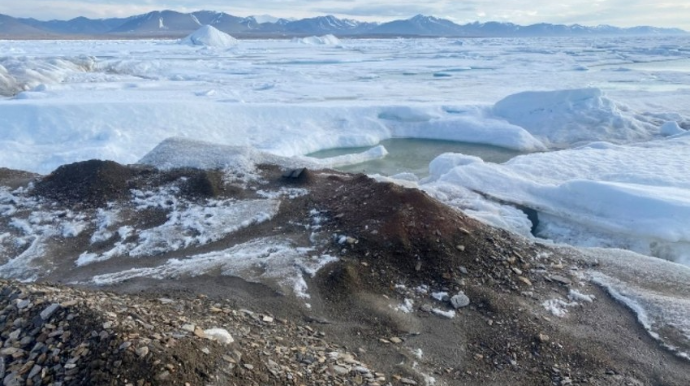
left=1, top=10, right=686, bottom=38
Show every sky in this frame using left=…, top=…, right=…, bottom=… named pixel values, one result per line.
left=2, top=0, right=690, bottom=30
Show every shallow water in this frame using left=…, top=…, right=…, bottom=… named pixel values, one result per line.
left=308, top=138, right=524, bottom=177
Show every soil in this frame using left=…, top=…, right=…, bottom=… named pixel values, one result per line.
left=0, top=161, right=688, bottom=386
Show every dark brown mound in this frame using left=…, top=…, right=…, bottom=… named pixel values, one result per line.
left=313, top=173, right=530, bottom=288
left=33, top=160, right=138, bottom=206
left=32, top=160, right=245, bottom=207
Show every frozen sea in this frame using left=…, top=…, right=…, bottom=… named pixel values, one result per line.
left=1, top=33, right=690, bottom=358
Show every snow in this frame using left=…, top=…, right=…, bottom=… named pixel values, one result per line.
left=431, top=308, right=455, bottom=319
left=180, top=25, right=238, bottom=48
left=492, top=88, right=654, bottom=148
left=422, top=135, right=690, bottom=265
left=75, top=187, right=281, bottom=266
left=293, top=35, right=341, bottom=46
left=90, top=237, right=337, bottom=300
left=203, top=328, right=234, bottom=344
left=542, top=298, right=579, bottom=317
left=395, top=298, right=414, bottom=313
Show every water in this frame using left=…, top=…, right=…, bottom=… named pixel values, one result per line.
left=308, top=138, right=524, bottom=177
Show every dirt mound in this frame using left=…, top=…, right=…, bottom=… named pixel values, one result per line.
left=0, top=279, right=385, bottom=386
left=0, top=167, right=38, bottom=189
left=33, top=160, right=139, bottom=206
left=314, top=174, right=530, bottom=289
left=32, top=160, right=243, bottom=207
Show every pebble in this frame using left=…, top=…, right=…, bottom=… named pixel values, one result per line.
left=450, top=292, right=470, bottom=309
left=40, top=304, right=60, bottom=320
left=550, top=275, right=572, bottom=286
left=135, top=346, right=149, bottom=358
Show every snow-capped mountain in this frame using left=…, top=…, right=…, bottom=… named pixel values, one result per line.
left=18, top=16, right=131, bottom=35
left=370, top=15, right=463, bottom=36
left=109, top=10, right=203, bottom=34
left=0, top=11, right=686, bottom=38
left=281, top=15, right=377, bottom=35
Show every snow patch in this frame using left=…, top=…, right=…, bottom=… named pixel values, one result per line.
left=180, top=25, right=238, bottom=48
left=294, top=35, right=341, bottom=46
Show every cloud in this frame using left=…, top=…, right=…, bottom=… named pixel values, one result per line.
left=0, top=0, right=688, bottom=29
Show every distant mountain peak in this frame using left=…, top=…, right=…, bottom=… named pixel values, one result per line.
left=0, top=11, right=686, bottom=38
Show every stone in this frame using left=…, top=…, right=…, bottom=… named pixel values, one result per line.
left=518, top=276, right=532, bottom=286
left=181, top=324, right=196, bottom=332
left=455, top=245, right=465, bottom=252
left=155, top=371, right=170, bottom=381
left=332, top=365, right=349, bottom=375
left=450, top=293, right=470, bottom=309
left=193, top=327, right=206, bottom=339
left=135, top=346, right=149, bottom=358
left=400, top=378, right=418, bottom=385
left=550, top=275, right=572, bottom=286
left=27, top=365, right=41, bottom=379
left=389, top=337, right=403, bottom=344
left=40, top=304, right=60, bottom=320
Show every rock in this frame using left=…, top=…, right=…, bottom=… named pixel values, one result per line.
left=243, top=364, right=254, bottom=370
left=459, top=266, right=468, bottom=275
left=550, top=275, right=572, bottom=286
left=119, top=341, right=132, bottom=350
left=27, top=365, right=41, bottom=379
left=333, top=365, right=349, bottom=376
left=389, top=337, right=403, bottom=344
left=518, top=276, right=532, bottom=286
left=40, top=304, right=60, bottom=320
left=155, top=371, right=171, bottom=381
left=181, top=324, right=196, bottom=332
left=400, top=378, right=418, bottom=385
left=456, top=245, right=465, bottom=252
left=193, top=327, right=206, bottom=339
left=203, top=328, right=234, bottom=344
left=537, top=333, right=550, bottom=343
left=450, top=293, right=470, bottom=309
left=420, top=304, right=433, bottom=312
left=16, top=299, right=30, bottom=309
left=136, top=346, right=149, bottom=358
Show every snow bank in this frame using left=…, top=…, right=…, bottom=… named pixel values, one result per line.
left=0, top=101, right=555, bottom=175
left=493, top=88, right=654, bottom=147
left=293, top=35, right=341, bottom=45
left=423, top=135, right=690, bottom=265
left=180, top=25, right=238, bottom=48
left=138, top=137, right=387, bottom=174
left=0, top=56, right=95, bottom=97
